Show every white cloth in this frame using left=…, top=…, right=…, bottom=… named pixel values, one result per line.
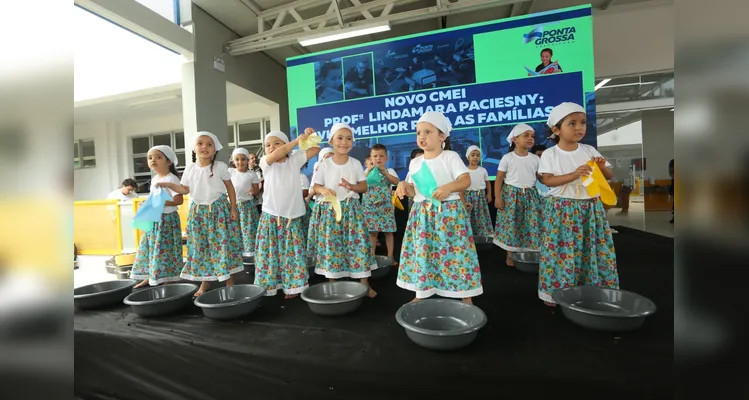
left=467, top=166, right=489, bottom=190
left=537, top=144, right=612, bottom=199
left=150, top=145, right=178, bottom=166
left=194, top=131, right=223, bottom=152
left=547, top=102, right=585, bottom=127
left=107, top=188, right=137, bottom=202
left=406, top=150, right=469, bottom=202
left=260, top=150, right=307, bottom=219
left=312, top=157, right=367, bottom=200
left=266, top=130, right=289, bottom=144
left=417, top=111, right=452, bottom=136
left=464, top=145, right=481, bottom=159
left=498, top=152, right=541, bottom=188
left=300, top=173, right=310, bottom=190
left=251, top=168, right=263, bottom=204
left=150, top=173, right=181, bottom=214
left=507, top=123, right=534, bottom=144
left=329, top=123, right=353, bottom=138
left=180, top=161, right=231, bottom=205
left=229, top=168, right=260, bottom=203
left=318, top=147, right=334, bottom=159
left=231, top=148, right=250, bottom=160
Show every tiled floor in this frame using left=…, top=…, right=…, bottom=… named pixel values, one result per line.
left=607, top=199, right=674, bottom=238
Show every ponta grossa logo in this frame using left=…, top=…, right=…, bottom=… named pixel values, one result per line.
left=523, top=26, right=576, bottom=45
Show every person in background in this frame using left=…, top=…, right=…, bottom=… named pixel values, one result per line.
left=669, top=159, right=674, bottom=223
left=300, top=161, right=312, bottom=242
left=537, top=102, right=619, bottom=307
left=463, top=145, right=494, bottom=238
left=395, top=112, right=482, bottom=304
left=403, top=148, right=425, bottom=212
left=131, top=146, right=184, bottom=288
left=363, top=144, right=400, bottom=265
left=229, top=148, right=261, bottom=258
left=493, top=124, right=543, bottom=267
left=530, top=144, right=547, bottom=158
left=107, top=179, right=138, bottom=201
left=155, top=132, right=243, bottom=297
left=248, top=153, right=263, bottom=215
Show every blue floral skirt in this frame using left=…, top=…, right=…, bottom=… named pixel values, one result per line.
left=397, top=200, right=483, bottom=299
left=465, top=190, right=494, bottom=237
left=131, top=211, right=183, bottom=285
left=538, top=197, right=619, bottom=303
left=237, top=198, right=259, bottom=256
left=254, top=212, right=308, bottom=296
left=362, top=184, right=397, bottom=232
left=181, top=195, right=244, bottom=282
left=493, top=184, right=543, bottom=252
left=307, top=198, right=376, bottom=279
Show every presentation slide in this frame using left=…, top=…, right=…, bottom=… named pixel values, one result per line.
left=287, top=4, right=595, bottom=179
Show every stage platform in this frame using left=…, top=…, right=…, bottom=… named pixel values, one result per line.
left=74, top=226, right=673, bottom=399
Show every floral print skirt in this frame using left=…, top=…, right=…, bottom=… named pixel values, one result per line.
left=131, top=211, right=183, bottom=285
left=307, top=198, right=376, bottom=279
left=465, top=190, right=494, bottom=237
left=254, top=212, right=309, bottom=296
left=538, top=197, right=619, bottom=303
left=363, top=184, right=397, bottom=233
left=493, top=184, right=543, bottom=252
left=397, top=200, right=483, bottom=299
left=236, top=198, right=259, bottom=256
left=181, top=195, right=244, bottom=282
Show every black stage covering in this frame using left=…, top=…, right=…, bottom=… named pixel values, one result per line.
left=75, top=225, right=673, bottom=400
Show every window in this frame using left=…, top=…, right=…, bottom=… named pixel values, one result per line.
left=228, top=118, right=272, bottom=158
left=74, top=139, right=96, bottom=169
left=131, top=131, right=185, bottom=192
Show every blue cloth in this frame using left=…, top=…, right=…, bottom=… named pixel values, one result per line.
left=411, top=163, right=440, bottom=207
left=132, top=187, right=173, bottom=232
left=535, top=180, right=550, bottom=196
left=366, top=167, right=384, bottom=185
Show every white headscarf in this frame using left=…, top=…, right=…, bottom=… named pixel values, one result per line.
left=417, top=111, right=452, bottom=137
left=546, top=102, right=586, bottom=128
left=231, top=148, right=251, bottom=161
left=265, top=130, right=289, bottom=144
left=149, top=145, right=178, bottom=166
left=194, top=131, right=223, bottom=152
left=465, top=145, right=481, bottom=159
left=507, top=123, right=534, bottom=144
left=329, top=123, right=354, bottom=141
left=318, top=147, right=334, bottom=159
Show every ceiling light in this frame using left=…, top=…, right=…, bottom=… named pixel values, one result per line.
left=594, top=78, right=611, bottom=91
left=299, top=22, right=391, bottom=47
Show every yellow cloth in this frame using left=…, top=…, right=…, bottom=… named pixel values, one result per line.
left=392, top=192, right=404, bottom=210
left=298, top=132, right=322, bottom=150
left=582, top=161, right=616, bottom=205
left=318, top=195, right=342, bottom=222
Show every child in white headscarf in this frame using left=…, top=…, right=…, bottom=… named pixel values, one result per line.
left=307, top=123, right=378, bottom=297
left=229, top=148, right=261, bottom=257
left=394, top=111, right=483, bottom=304
left=254, top=129, right=321, bottom=299
left=130, top=145, right=184, bottom=288
left=155, top=132, right=243, bottom=296
left=493, top=123, right=543, bottom=267
left=463, top=145, right=494, bottom=238
left=537, top=102, right=619, bottom=307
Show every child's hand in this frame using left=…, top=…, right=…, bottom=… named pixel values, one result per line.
left=320, top=188, right=337, bottom=198
left=298, top=128, right=316, bottom=143
left=230, top=208, right=238, bottom=221
left=154, top=182, right=172, bottom=190
left=495, top=198, right=504, bottom=210
left=395, top=182, right=410, bottom=199
left=339, top=178, right=354, bottom=191
left=378, top=164, right=387, bottom=172
left=432, top=186, right=450, bottom=201
left=591, top=156, right=607, bottom=167
left=574, top=164, right=593, bottom=178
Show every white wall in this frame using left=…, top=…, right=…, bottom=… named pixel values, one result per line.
left=73, top=102, right=273, bottom=200
left=641, top=109, right=674, bottom=180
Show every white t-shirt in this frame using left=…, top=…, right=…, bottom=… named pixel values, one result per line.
left=150, top=173, right=181, bottom=214
left=312, top=157, right=367, bottom=200
left=466, top=166, right=489, bottom=191
left=180, top=161, right=231, bottom=205
left=260, top=151, right=307, bottom=219
left=300, top=173, right=310, bottom=190
left=107, top=188, right=138, bottom=202
left=251, top=169, right=263, bottom=204
left=406, top=151, right=470, bottom=202
left=498, top=152, right=541, bottom=188
left=538, top=144, right=612, bottom=199
left=229, top=168, right=260, bottom=203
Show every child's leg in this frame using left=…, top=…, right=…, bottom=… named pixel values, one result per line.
left=461, top=297, right=473, bottom=305
left=506, top=251, right=515, bottom=267
left=360, top=278, right=377, bottom=298
left=384, top=232, right=395, bottom=263
left=195, top=281, right=210, bottom=296
left=226, top=275, right=235, bottom=286
left=134, top=279, right=149, bottom=288
left=369, top=232, right=378, bottom=255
